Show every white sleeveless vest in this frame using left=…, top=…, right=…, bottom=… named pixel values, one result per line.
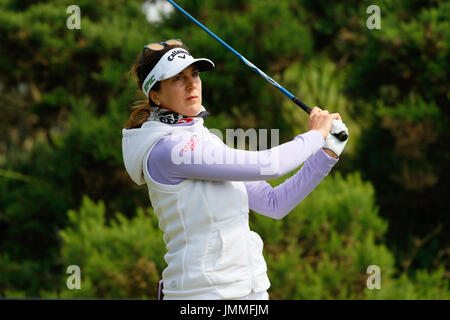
left=122, top=118, right=270, bottom=299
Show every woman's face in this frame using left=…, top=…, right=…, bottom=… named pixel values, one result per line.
left=150, top=64, right=202, bottom=117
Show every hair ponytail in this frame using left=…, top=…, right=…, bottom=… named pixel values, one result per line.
left=124, top=103, right=151, bottom=130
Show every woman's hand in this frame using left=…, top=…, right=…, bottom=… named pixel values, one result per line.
left=307, top=106, right=341, bottom=140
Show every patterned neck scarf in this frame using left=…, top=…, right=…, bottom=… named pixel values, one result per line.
left=148, top=105, right=209, bottom=124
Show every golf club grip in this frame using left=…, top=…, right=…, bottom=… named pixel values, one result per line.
left=292, top=97, right=348, bottom=142
left=292, top=96, right=312, bottom=114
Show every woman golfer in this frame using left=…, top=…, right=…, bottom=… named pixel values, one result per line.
left=122, top=40, right=348, bottom=300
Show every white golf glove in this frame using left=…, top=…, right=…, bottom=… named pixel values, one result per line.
left=324, top=119, right=349, bottom=157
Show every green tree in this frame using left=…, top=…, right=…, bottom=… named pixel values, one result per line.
left=56, top=196, right=165, bottom=299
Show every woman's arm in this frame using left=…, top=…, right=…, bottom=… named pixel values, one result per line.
left=244, top=148, right=338, bottom=220
left=148, top=129, right=325, bottom=184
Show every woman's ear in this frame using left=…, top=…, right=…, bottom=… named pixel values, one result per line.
left=149, top=91, right=160, bottom=106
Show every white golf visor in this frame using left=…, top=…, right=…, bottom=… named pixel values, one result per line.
left=141, top=48, right=215, bottom=97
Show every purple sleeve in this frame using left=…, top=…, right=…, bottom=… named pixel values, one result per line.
left=147, top=130, right=325, bottom=184
left=243, top=149, right=338, bottom=220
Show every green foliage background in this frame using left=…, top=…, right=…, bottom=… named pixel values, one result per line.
left=0, top=0, right=448, bottom=299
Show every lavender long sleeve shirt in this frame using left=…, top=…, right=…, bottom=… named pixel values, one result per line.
left=147, top=127, right=338, bottom=219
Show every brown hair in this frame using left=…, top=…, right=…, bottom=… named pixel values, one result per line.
left=124, top=42, right=190, bottom=129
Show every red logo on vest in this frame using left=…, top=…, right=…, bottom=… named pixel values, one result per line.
left=182, top=135, right=199, bottom=152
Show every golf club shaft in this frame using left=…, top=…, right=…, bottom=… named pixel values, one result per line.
left=167, top=0, right=348, bottom=141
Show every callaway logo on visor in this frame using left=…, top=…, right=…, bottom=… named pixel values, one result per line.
left=167, top=49, right=191, bottom=61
